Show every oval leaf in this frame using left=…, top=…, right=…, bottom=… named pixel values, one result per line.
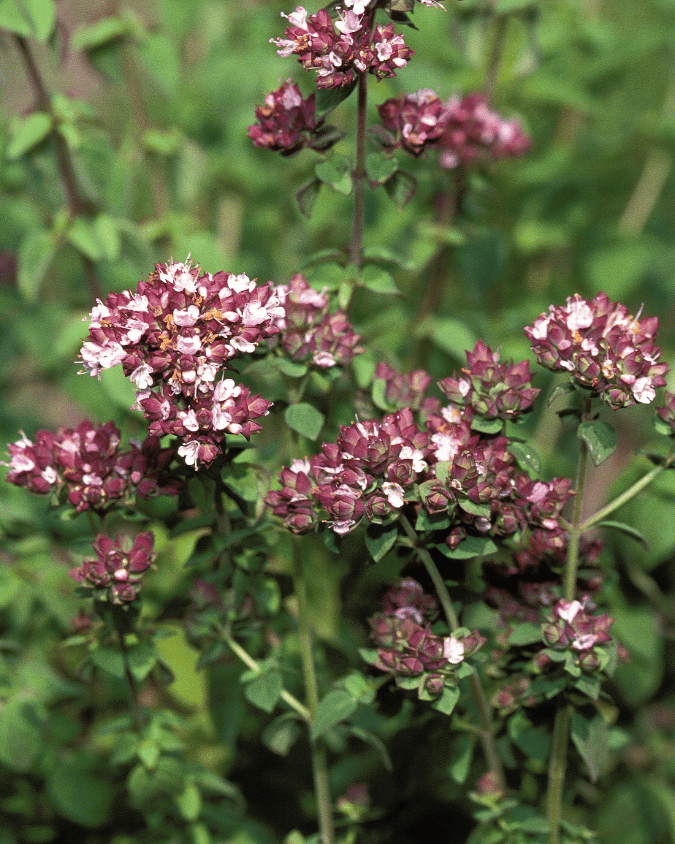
left=315, top=155, right=353, bottom=196
left=310, top=690, right=357, bottom=740
left=578, top=419, right=617, bottom=466
left=284, top=402, right=325, bottom=441
left=7, top=112, right=52, bottom=159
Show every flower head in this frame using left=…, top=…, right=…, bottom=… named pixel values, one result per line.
left=525, top=293, right=668, bottom=408
left=248, top=80, right=319, bottom=153
left=69, top=532, right=155, bottom=604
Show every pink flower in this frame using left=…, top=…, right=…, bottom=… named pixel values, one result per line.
left=69, top=532, right=155, bottom=604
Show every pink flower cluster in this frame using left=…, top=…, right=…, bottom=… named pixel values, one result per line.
left=272, top=7, right=414, bottom=89
left=374, top=362, right=441, bottom=415
left=376, top=90, right=531, bottom=168
left=438, top=340, right=539, bottom=421
left=541, top=598, right=614, bottom=672
left=525, top=292, right=668, bottom=409
left=3, top=420, right=182, bottom=513
left=248, top=80, right=319, bottom=153
left=274, top=274, right=364, bottom=368
left=79, top=260, right=285, bottom=468
left=69, top=532, right=155, bottom=604
left=368, top=577, right=485, bottom=696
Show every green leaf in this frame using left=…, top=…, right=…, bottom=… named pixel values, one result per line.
left=315, top=79, right=358, bottom=116
left=578, top=419, right=617, bottom=466
left=431, top=684, right=460, bottom=715
left=366, top=152, right=398, bottom=187
left=17, top=228, right=56, bottom=301
left=7, top=112, right=52, bottom=159
left=48, top=761, right=113, bottom=827
left=438, top=536, right=498, bottom=559
left=509, top=441, right=541, bottom=475
left=448, top=733, right=474, bottom=784
left=571, top=710, right=609, bottom=782
left=310, top=690, right=357, bottom=739
left=296, top=178, right=322, bottom=219
left=262, top=715, right=302, bottom=756
left=597, top=520, right=648, bottom=547
left=22, top=0, right=56, bottom=40
left=470, top=416, right=503, bottom=435
left=458, top=499, right=492, bottom=519
left=68, top=217, right=103, bottom=261
left=507, top=622, right=543, bottom=646
left=127, top=642, right=158, bottom=682
left=174, top=781, right=202, bottom=822
left=343, top=672, right=375, bottom=704
left=349, top=725, right=393, bottom=771
left=272, top=357, right=309, bottom=378
left=0, top=0, right=31, bottom=36
left=136, top=738, right=160, bottom=770
left=71, top=15, right=129, bottom=51
left=507, top=710, right=550, bottom=762
left=414, top=504, right=452, bottom=531
left=284, top=402, right=325, bottom=441
left=359, top=265, right=399, bottom=295
left=365, top=522, right=398, bottom=562
left=384, top=168, right=416, bottom=209
left=89, top=646, right=126, bottom=680
left=315, top=155, right=353, bottom=195
left=0, top=700, right=43, bottom=773
left=244, top=670, right=282, bottom=714
left=428, top=317, right=477, bottom=361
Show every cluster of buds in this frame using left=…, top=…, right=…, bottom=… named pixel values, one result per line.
left=374, top=362, right=441, bottom=415
left=79, top=260, right=285, bottom=468
left=3, top=420, right=182, bottom=513
left=248, top=80, right=344, bottom=155
left=525, top=292, right=668, bottom=409
left=376, top=90, right=531, bottom=168
left=541, top=598, right=614, bottom=672
left=274, top=273, right=363, bottom=368
left=656, top=391, right=675, bottom=434
left=368, top=578, right=485, bottom=696
left=438, top=340, right=539, bottom=422
left=69, top=532, right=155, bottom=604
left=266, top=407, right=429, bottom=534
left=272, top=7, right=414, bottom=89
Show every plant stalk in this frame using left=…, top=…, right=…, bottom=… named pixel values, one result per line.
left=348, top=72, right=368, bottom=275
left=398, top=513, right=506, bottom=793
left=292, top=541, right=335, bottom=844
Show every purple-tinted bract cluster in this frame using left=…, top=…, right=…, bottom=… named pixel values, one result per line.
left=274, top=273, right=364, bottom=368
left=272, top=6, right=414, bottom=89
left=3, top=420, right=182, bottom=513
left=79, top=260, right=285, bottom=468
left=541, top=598, right=614, bottom=672
left=374, top=362, right=441, bottom=414
left=376, top=90, right=531, bottom=168
left=248, top=80, right=319, bottom=153
left=69, top=532, right=155, bottom=604
left=525, top=292, right=668, bottom=409
left=368, top=577, right=485, bottom=696
left=438, top=340, right=539, bottom=421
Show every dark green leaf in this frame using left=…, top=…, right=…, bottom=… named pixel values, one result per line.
left=365, top=522, right=398, bottom=562
left=470, top=417, right=503, bottom=435
left=315, top=155, right=353, bottom=195
left=315, top=79, right=358, bottom=116
left=597, top=520, right=648, bottom=548
left=507, top=622, right=543, bottom=646
left=68, top=217, right=103, bottom=261
left=448, top=733, right=474, bottom=784
left=508, top=710, right=550, bottom=762
left=366, top=152, right=398, bottom=187
left=571, top=710, right=609, bottom=782
left=431, top=685, right=460, bottom=715
left=384, top=169, right=416, bottom=208
left=244, top=670, right=283, bottom=714
left=262, top=715, right=302, bottom=756
left=296, top=177, right=322, bottom=219
left=284, top=402, right=325, bottom=441
left=310, top=690, right=357, bottom=739
left=48, top=761, right=113, bottom=827
left=548, top=382, right=576, bottom=407
left=437, top=536, right=498, bottom=559
left=0, top=700, right=42, bottom=773
left=578, top=419, right=617, bottom=466
left=359, top=265, right=399, bottom=295
left=349, top=725, right=393, bottom=771
left=509, top=441, right=541, bottom=475
left=89, top=646, right=126, bottom=680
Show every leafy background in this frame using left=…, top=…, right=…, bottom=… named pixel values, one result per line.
left=3, top=0, right=675, bottom=842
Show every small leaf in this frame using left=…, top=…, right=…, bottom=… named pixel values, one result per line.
left=272, top=357, right=309, bottom=378
left=136, top=738, right=160, bottom=770
left=262, top=715, right=302, bottom=756
left=310, top=690, right=357, bottom=739
left=127, top=642, right=158, bottom=682
left=359, top=265, right=399, bottom=295
left=349, top=725, right=393, bottom=771
left=7, top=112, right=52, bottom=159
left=244, top=671, right=283, bottom=714
left=284, top=402, right=325, bottom=441
left=437, top=536, right=498, bottom=560
left=448, top=734, right=474, bottom=784
left=68, top=217, right=103, bottom=261
left=174, top=781, right=202, bottom=821
left=470, top=416, right=503, bottom=435
left=365, top=522, right=398, bottom=562
left=296, top=177, right=322, bottom=219
left=89, top=646, right=125, bottom=679
left=548, top=381, right=576, bottom=407
left=315, top=155, right=353, bottom=195
left=315, top=79, right=358, bottom=116
left=509, top=441, right=541, bottom=475
left=431, top=685, right=460, bottom=716
left=365, top=152, right=398, bottom=187
left=22, top=0, right=56, bottom=41
left=384, top=169, right=416, bottom=209
left=597, top=520, right=648, bottom=548
left=571, top=710, right=609, bottom=782
left=578, top=419, right=617, bottom=466
left=71, top=15, right=129, bottom=51
left=17, top=229, right=55, bottom=301
left=0, top=0, right=32, bottom=36
left=507, top=622, right=543, bottom=646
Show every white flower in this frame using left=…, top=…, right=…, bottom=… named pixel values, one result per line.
left=443, top=636, right=464, bottom=665
left=382, top=481, right=405, bottom=509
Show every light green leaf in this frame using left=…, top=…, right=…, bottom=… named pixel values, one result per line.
left=17, top=228, right=55, bottom=301
left=67, top=217, right=103, bottom=261
left=71, top=15, right=129, bottom=51
left=22, top=0, right=56, bottom=40
left=359, top=265, right=399, bottom=295
left=431, top=685, right=460, bottom=716
left=366, top=152, right=398, bottom=187
left=578, top=419, right=617, bottom=466
left=365, top=522, right=398, bottom=562
left=310, top=690, right=357, bottom=739
left=571, top=710, right=609, bottom=782
left=244, top=671, right=282, bottom=714
left=284, top=402, right=325, bottom=441
left=0, top=0, right=31, bottom=36
left=7, top=112, right=52, bottom=159
left=315, top=155, right=353, bottom=195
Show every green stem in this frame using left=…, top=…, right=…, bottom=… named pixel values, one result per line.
left=110, top=608, right=144, bottom=732
left=546, top=703, right=573, bottom=844
left=398, top=514, right=506, bottom=792
left=219, top=626, right=310, bottom=721
left=348, top=72, right=368, bottom=276
left=292, top=541, right=335, bottom=844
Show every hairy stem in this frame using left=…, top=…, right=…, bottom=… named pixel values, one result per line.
left=398, top=513, right=506, bottom=792
left=219, top=626, right=310, bottom=721
left=348, top=72, right=368, bottom=275
left=292, top=541, right=335, bottom=844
